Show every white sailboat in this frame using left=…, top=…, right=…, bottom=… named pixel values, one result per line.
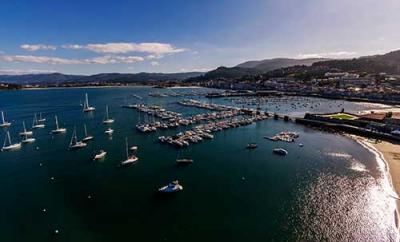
left=1, top=131, right=21, bottom=151
left=51, top=115, right=67, bottom=134
left=120, top=137, right=138, bottom=166
left=93, top=150, right=107, bottom=161
left=103, top=105, right=114, bottom=124
left=68, top=127, right=87, bottom=150
left=38, top=112, right=46, bottom=122
left=82, top=124, right=94, bottom=142
left=32, top=113, right=45, bottom=129
left=105, top=127, right=114, bottom=135
left=19, top=121, right=33, bottom=136
left=0, top=111, right=11, bottom=128
left=83, top=93, right=95, bottom=112
left=22, top=134, right=35, bottom=144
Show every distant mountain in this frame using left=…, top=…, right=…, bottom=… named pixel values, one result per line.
left=185, top=66, right=262, bottom=82
left=236, top=58, right=328, bottom=72
left=312, top=50, right=400, bottom=74
left=0, top=72, right=203, bottom=85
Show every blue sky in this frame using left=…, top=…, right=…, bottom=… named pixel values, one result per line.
left=0, top=0, right=399, bottom=75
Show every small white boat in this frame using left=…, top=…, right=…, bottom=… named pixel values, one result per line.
left=1, top=131, right=21, bottom=151
left=105, top=128, right=114, bottom=135
left=69, top=127, right=87, bottom=150
left=51, top=115, right=67, bottom=134
left=32, top=114, right=45, bottom=129
left=22, top=134, right=35, bottom=144
left=273, top=148, right=288, bottom=156
left=0, top=111, right=11, bottom=128
left=19, top=121, right=33, bottom=136
left=93, top=150, right=107, bottom=160
left=130, top=145, right=138, bottom=151
left=246, top=143, right=258, bottom=149
left=83, top=93, right=95, bottom=112
left=103, top=105, right=114, bottom=124
left=158, top=180, right=183, bottom=193
left=82, top=124, right=94, bottom=142
left=120, top=137, right=138, bottom=166
left=176, top=159, right=193, bottom=165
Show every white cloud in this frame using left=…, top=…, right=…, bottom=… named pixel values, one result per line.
left=180, top=67, right=211, bottom=72
left=150, top=61, right=160, bottom=66
left=63, top=42, right=187, bottom=55
left=0, top=69, right=57, bottom=75
left=0, top=54, right=144, bottom=65
left=297, top=51, right=357, bottom=59
left=20, top=44, right=57, bottom=51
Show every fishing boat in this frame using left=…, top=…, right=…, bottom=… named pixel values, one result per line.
left=246, top=143, right=258, bottom=149
left=273, top=148, right=288, bottom=156
left=51, top=115, right=67, bottom=134
left=68, top=127, right=87, bottom=150
left=158, top=180, right=183, bottom=193
left=38, top=113, right=46, bottom=122
left=0, top=111, right=11, bottom=128
left=1, top=131, right=21, bottom=151
left=120, top=137, right=138, bottom=166
left=105, top=127, right=114, bottom=135
left=32, top=114, right=45, bottom=129
left=19, top=121, right=33, bottom=136
left=103, top=106, right=114, bottom=124
left=83, top=93, right=95, bottom=112
left=93, top=150, right=107, bottom=161
left=82, top=124, right=94, bottom=142
left=22, top=134, right=35, bottom=144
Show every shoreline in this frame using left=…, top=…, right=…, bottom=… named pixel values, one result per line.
left=348, top=134, right=400, bottom=231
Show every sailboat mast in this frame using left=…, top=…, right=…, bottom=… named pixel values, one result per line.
left=1, top=111, right=4, bottom=123
left=125, top=137, right=129, bottom=158
left=7, top=131, right=11, bottom=145
left=55, top=115, right=59, bottom=129
left=106, top=106, right=109, bottom=120
left=85, top=93, right=89, bottom=107
left=84, top=124, right=87, bottom=136
left=23, top=121, right=26, bottom=132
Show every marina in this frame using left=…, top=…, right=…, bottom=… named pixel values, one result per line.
left=0, top=87, right=398, bottom=241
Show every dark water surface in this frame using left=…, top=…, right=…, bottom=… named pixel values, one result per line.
left=0, top=87, right=398, bottom=241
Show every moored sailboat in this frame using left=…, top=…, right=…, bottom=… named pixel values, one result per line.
left=83, top=93, right=95, bottom=112
left=1, top=131, right=21, bottom=151
left=82, top=124, right=94, bottom=142
left=120, top=137, right=138, bottom=166
left=32, top=113, right=45, bottom=129
left=22, top=134, right=35, bottom=144
left=19, top=121, right=33, bottom=136
left=51, top=115, right=67, bottom=134
left=68, top=127, right=87, bottom=150
left=93, top=150, right=107, bottom=161
left=0, top=111, right=11, bottom=128
left=103, top=105, right=114, bottom=124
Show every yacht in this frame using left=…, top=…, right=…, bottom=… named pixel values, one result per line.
left=83, top=93, right=95, bottom=112
left=32, top=114, right=45, bottom=129
left=0, top=111, right=11, bottom=128
left=93, top=150, right=107, bottom=161
left=273, top=148, right=288, bottom=156
left=82, top=124, right=94, bottom=142
left=1, top=131, right=21, bottom=151
left=158, top=180, right=183, bottom=193
left=22, top=134, right=35, bottom=144
left=68, top=127, right=87, bottom=150
left=103, top=106, right=114, bottom=124
left=120, top=137, right=138, bottom=166
left=51, top=115, right=67, bottom=134
left=105, top=127, right=114, bottom=135
left=19, top=121, right=33, bottom=136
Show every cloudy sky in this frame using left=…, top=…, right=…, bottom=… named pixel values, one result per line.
left=0, top=0, right=399, bottom=75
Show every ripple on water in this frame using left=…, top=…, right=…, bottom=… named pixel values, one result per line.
left=290, top=173, right=399, bottom=242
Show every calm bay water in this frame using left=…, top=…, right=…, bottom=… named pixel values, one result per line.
left=0, top=87, right=398, bottom=241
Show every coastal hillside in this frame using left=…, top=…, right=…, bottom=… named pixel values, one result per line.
left=236, top=58, right=328, bottom=72
left=0, top=72, right=204, bottom=85
left=312, top=50, right=400, bottom=74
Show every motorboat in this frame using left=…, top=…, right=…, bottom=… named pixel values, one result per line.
left=246, top=143, right=258, bottom=149
left=176, top=159, right=193, bottom=165
left=93, top=150, right=107, bottom=160
left=158, top=180, right=183, bottom=193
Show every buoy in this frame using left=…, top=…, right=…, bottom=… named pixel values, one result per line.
left=241, top=176, right=245, bottom=181
left=50, top=177, right=55, bottom=181
left=54, top=229, right=59, bottom=234
left=42, top=208, right=47, bottom=213
left=39, top=163, right=42, bottom=166
left=87, top=195, right=92, bottom=199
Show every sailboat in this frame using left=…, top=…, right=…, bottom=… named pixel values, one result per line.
left=103, top=106, right=114, bottom=124
left=83, top=93, right=95, bottom=112
left=120, top=137, right=138, bottom=166
left=105, top=127, right=114, bottom=135
left=19, top=121, right=33, bottom=136
left=82, top=124, right=94, bottom=142
left=32, top=113, right=45, bottom=129
left=51, top=115, right=67, bottom=134
left=0, top=111, right=11, bottom=128
left=93, top=150, right=107, bottom=161
left=1, top=131, right=21, bottom=151
left=22, top=134, right=35, bottom=144
left=38, top=112, right=46, bottom=122
left=68, top=127, right=87, bottom=150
